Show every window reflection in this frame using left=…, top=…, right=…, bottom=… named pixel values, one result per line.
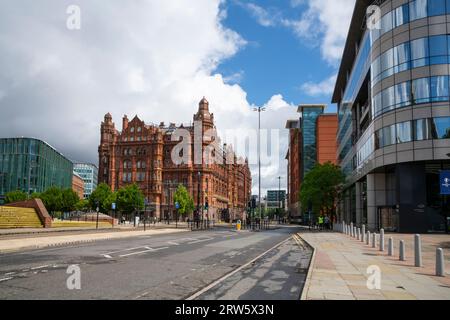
left=432, top=117, right=450, bottom=138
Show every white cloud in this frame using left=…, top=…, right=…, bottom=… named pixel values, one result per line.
left=0, top=0, right=295, bottom=196
left=301, top=74, right=337, bottom=97
left=284, top=0, right=356, bottom=64
left=235, top=1, right=280, bottom=27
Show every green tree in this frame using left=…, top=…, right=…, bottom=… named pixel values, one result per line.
left=299, top=162, right=345, bottom=220
left=173, top=184, right=194, bottom=219
left=30, top=192, right=41, bottom=199
left=89, top=183, right=113, bottom=213
left=116, top=184, right=144, bottom=215
left=4, top=190, right=28, bottom=204
left=75, top=199, right=90, bottom=212
left=40, top=187, right=63, bottom=217
left=61, top=188, right=79, bottom=212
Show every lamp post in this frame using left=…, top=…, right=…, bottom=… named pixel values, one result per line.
left=253, top=106, right=266, bottom=222
left=95, top=201, right=100, bottom=230
left=278, top=176, right=282, bottom=224
left=197, top=171, right=201, bottom=228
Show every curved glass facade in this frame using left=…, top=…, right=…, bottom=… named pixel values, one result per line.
left=371, top=35, right=450, bottom=87
left=372, top=75, right=450, bottom=117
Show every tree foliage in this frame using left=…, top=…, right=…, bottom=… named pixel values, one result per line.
left=299, top=162, right=345, bottom=218
left=89, top=183, right=113, bottom=213
left=40, top=187, right=63, bottom=216
left=61, top=188, right=79, bottom=212
left=116, top=184, right=144, bottom=214
left=173, top=184, right=194, bottom=217
left=4, top=190, right=28, bottom=204
left=75, top=199, right=90, bottom=212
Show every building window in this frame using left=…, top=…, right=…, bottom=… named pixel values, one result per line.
left=410, top=0, right=428, bottom=21
left=428, top=0, right=446, bottom=16
left=130, top=127, right=135, bottom=133
left=394, top=81, right=411, bottom=108
left=393, top=42, right=410, bottom=73
left=137, top=172, right=145, bottom=182
left=432, top=117, right=450, bottom=139
left=382, top=124, right=396, bottom=147
left=394, top=4, right=409, bottom=27
left=412, top=77, right=430, bottom=103
left=429, top=35, right=447, bottom=65
left=414, top=118, right=432, bottom=140
left=430, top=76, right=449, bottom=101
left=382, top=86, right=395, bottom=112
left=396, top=121, right=412, bottom=143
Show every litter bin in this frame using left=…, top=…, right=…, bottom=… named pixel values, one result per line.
left=236, top=220, right=241, bottom=231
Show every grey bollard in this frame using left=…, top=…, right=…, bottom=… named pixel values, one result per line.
left=372, top=233, right=377, bottom=248
left=399, top=240, right=406, bottom=261
left=388, top=237, right=393, bottom=256
left=350, top=223, right=353, bottom=236
left=361, top=225, right=366, bottom=242
left=354, top=226, right=357, bottom=238
left=357, top=228, right=360, bottom=240
left=366, top=231, right=370, bottom=245
left=414, top=234, right=422, bottom=267
left=436, top=248, right=445, bottom=277
left=379, top=229, right=385, bottom=252
left=342, top=221, right=345, bottom=233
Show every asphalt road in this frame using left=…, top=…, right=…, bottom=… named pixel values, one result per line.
left=0, top=225, right=308, bottom=300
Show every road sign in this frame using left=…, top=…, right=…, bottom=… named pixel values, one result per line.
left=112, top=202, right=116, bottom=210
left=175, top=202, right=180, bottom=209
left=441, top=171, right=450, bottom=195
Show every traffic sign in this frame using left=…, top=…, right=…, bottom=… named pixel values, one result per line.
left=175, top=202, right=180, bottom=209
left=440, top=171, right=450, bottom=195
left=112, top=202, right=116, bottom=210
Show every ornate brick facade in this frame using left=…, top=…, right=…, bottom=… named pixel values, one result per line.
left=98, top=98, right=252, bottom=221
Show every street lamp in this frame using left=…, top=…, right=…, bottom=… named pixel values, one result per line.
left=277, top=176, right=282, bottom=223
left=253, top=106, right=266, bottom=223
left=95, top=201, right=100, bottom=230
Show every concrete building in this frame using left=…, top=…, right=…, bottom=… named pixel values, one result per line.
left=0, top=137, right=73, bottom=203
left=332, top=0, right=450, bottom=233
left=266, top=190, right=286, bottom=210
left=72, top=173, right=84, bottom=199
left=98, top=98, right=252, bottom=221
left=285, top=106, right=338, bottom=222
left=73, top=163, right=98, bottom=199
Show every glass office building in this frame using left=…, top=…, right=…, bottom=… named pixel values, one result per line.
left=73, top=163, right=98, bottom=199
left=299, top=105, right=325, bottom=179
left=0, top=138, right=73, bottom=202
left=333, top=0, right=450, bottom=233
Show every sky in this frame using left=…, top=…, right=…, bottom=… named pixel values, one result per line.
left=0, top=0, right=356, bottom=195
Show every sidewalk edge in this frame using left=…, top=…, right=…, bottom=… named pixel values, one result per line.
left=299, top=233, right=316, bottom=301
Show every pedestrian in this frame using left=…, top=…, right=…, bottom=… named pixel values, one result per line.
left=324, top=215, right=330, bottom=230
left=318, top=216, right=324, bottom=231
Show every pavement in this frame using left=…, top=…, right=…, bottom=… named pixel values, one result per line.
left=300, top=230, right=450, bottom=300
left=0, top=226, right=303, bottom=299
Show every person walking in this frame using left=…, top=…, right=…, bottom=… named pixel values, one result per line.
left=324, top=215, right=330, bottom=230
left=318, top=215, right=324, bottom=231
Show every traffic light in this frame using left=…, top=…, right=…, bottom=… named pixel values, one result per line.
left=251, top=198, right=256, bottom=209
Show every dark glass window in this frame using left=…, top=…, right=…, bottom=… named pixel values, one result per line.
left=372, top=92, right=382, bottom=117
left=410, top=0, right=428, bottom=20
left=394, top=4, right=409, bottom=27
left=411, top=37, right=429, bottom=68
left=428, top=0, right=446, bottom=16
left=382, top=86, right=395, bottom=112
left=381, top=12, right=393, bottom=34
left=414, top=118, right=432, bottom=140
left=380, top=48, right=394, bottom=78
left=383, top=125, right=397, bottom=146
left=430, top=76, right=449, bottom=101
left=412, top=77, right=430, bottom=103
left=375, top=129, right=384, bottom=149
left=395, top=81, right=411, bottom=107
left=396, top=121, right=413, bottom=143
left=432, top=117, right=450, bottom=138
left=429, top=35, right=447, bottom=65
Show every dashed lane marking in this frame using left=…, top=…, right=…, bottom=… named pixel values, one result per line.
left=118, top=246, right=169, bottom=258
left=31, top=265, right=50, bottom=270
left=0, top=277, right=13, bottom=283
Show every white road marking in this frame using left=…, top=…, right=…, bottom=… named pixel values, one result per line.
left=188, top=237, right=214, bottom=244
left=31, top=265, right=50, bottom=270
left=119, top=246, right=168, bottom=258
left=167, top=241, right=179, bottom=246
left=102, top=254, right=113, bottom=259
left=4, top=272, right=15, bottom=276
left=0, top=277, right=13, bottom=282
left=103, top=246, right=149, bottom=255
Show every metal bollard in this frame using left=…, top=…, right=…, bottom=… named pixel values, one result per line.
left=354, top=226, right=357, bottom=238
left=361, top=225, right=365, bottom=242
left=388, top=237, right=393, bottom=256
left=372, top=233, right=377, bottom=248
left=414, top=234, right=422, bottom=267
left=379, top=229, right=385, bottom=252
left=357, top=228, right=360, bottom=240
left=366, top=231, right=370, bottom=245
left=436, top=248, right=445, bottom=277
left=350, top=223, right=353, bottom=236
left=399, top=240, right=406, bottom=261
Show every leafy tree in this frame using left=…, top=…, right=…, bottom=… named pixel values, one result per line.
left=4, top=190, right=28, bottom=204
left=30, top=192, right=41, bottom=199
left=173, top=184, right=194, bottom=219
left=61, top=188, right=79, bottom=212
left=299, top=162, right=345, bottom=220
left=116, top=184, right=144, bottom=214
left=89, top=183, right=113, bottom=213
left=40, top=187, right=63, bottom=217
left=75, top=199, right=90, bottom=212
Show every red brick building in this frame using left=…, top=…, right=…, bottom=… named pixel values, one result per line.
left=98, top=98, right=252, bottom=221
left=285, top=120, right=302, bottom=220
left=316, top=114, right=338, bottom=165
left=72, top=173, right=84, bottom=199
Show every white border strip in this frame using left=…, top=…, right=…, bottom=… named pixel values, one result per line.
left=299, top=234, right=316, bottom=301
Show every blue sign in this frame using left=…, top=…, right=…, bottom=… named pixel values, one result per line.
left=112, top=203, right=116, bottom=210
left=175, top=202, right=180, bottom=209
left=440, top=171, right=450, bottom=195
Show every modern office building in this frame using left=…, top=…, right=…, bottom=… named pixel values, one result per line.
left=73, top=163, right=98, bottom=199
left=0, top=137, right=73, bottom=202
left=266, top=190, right=286, bottom=210
left=332, top=0, right=450, bottom=233
left=285, top=106, right=338, bottom=222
